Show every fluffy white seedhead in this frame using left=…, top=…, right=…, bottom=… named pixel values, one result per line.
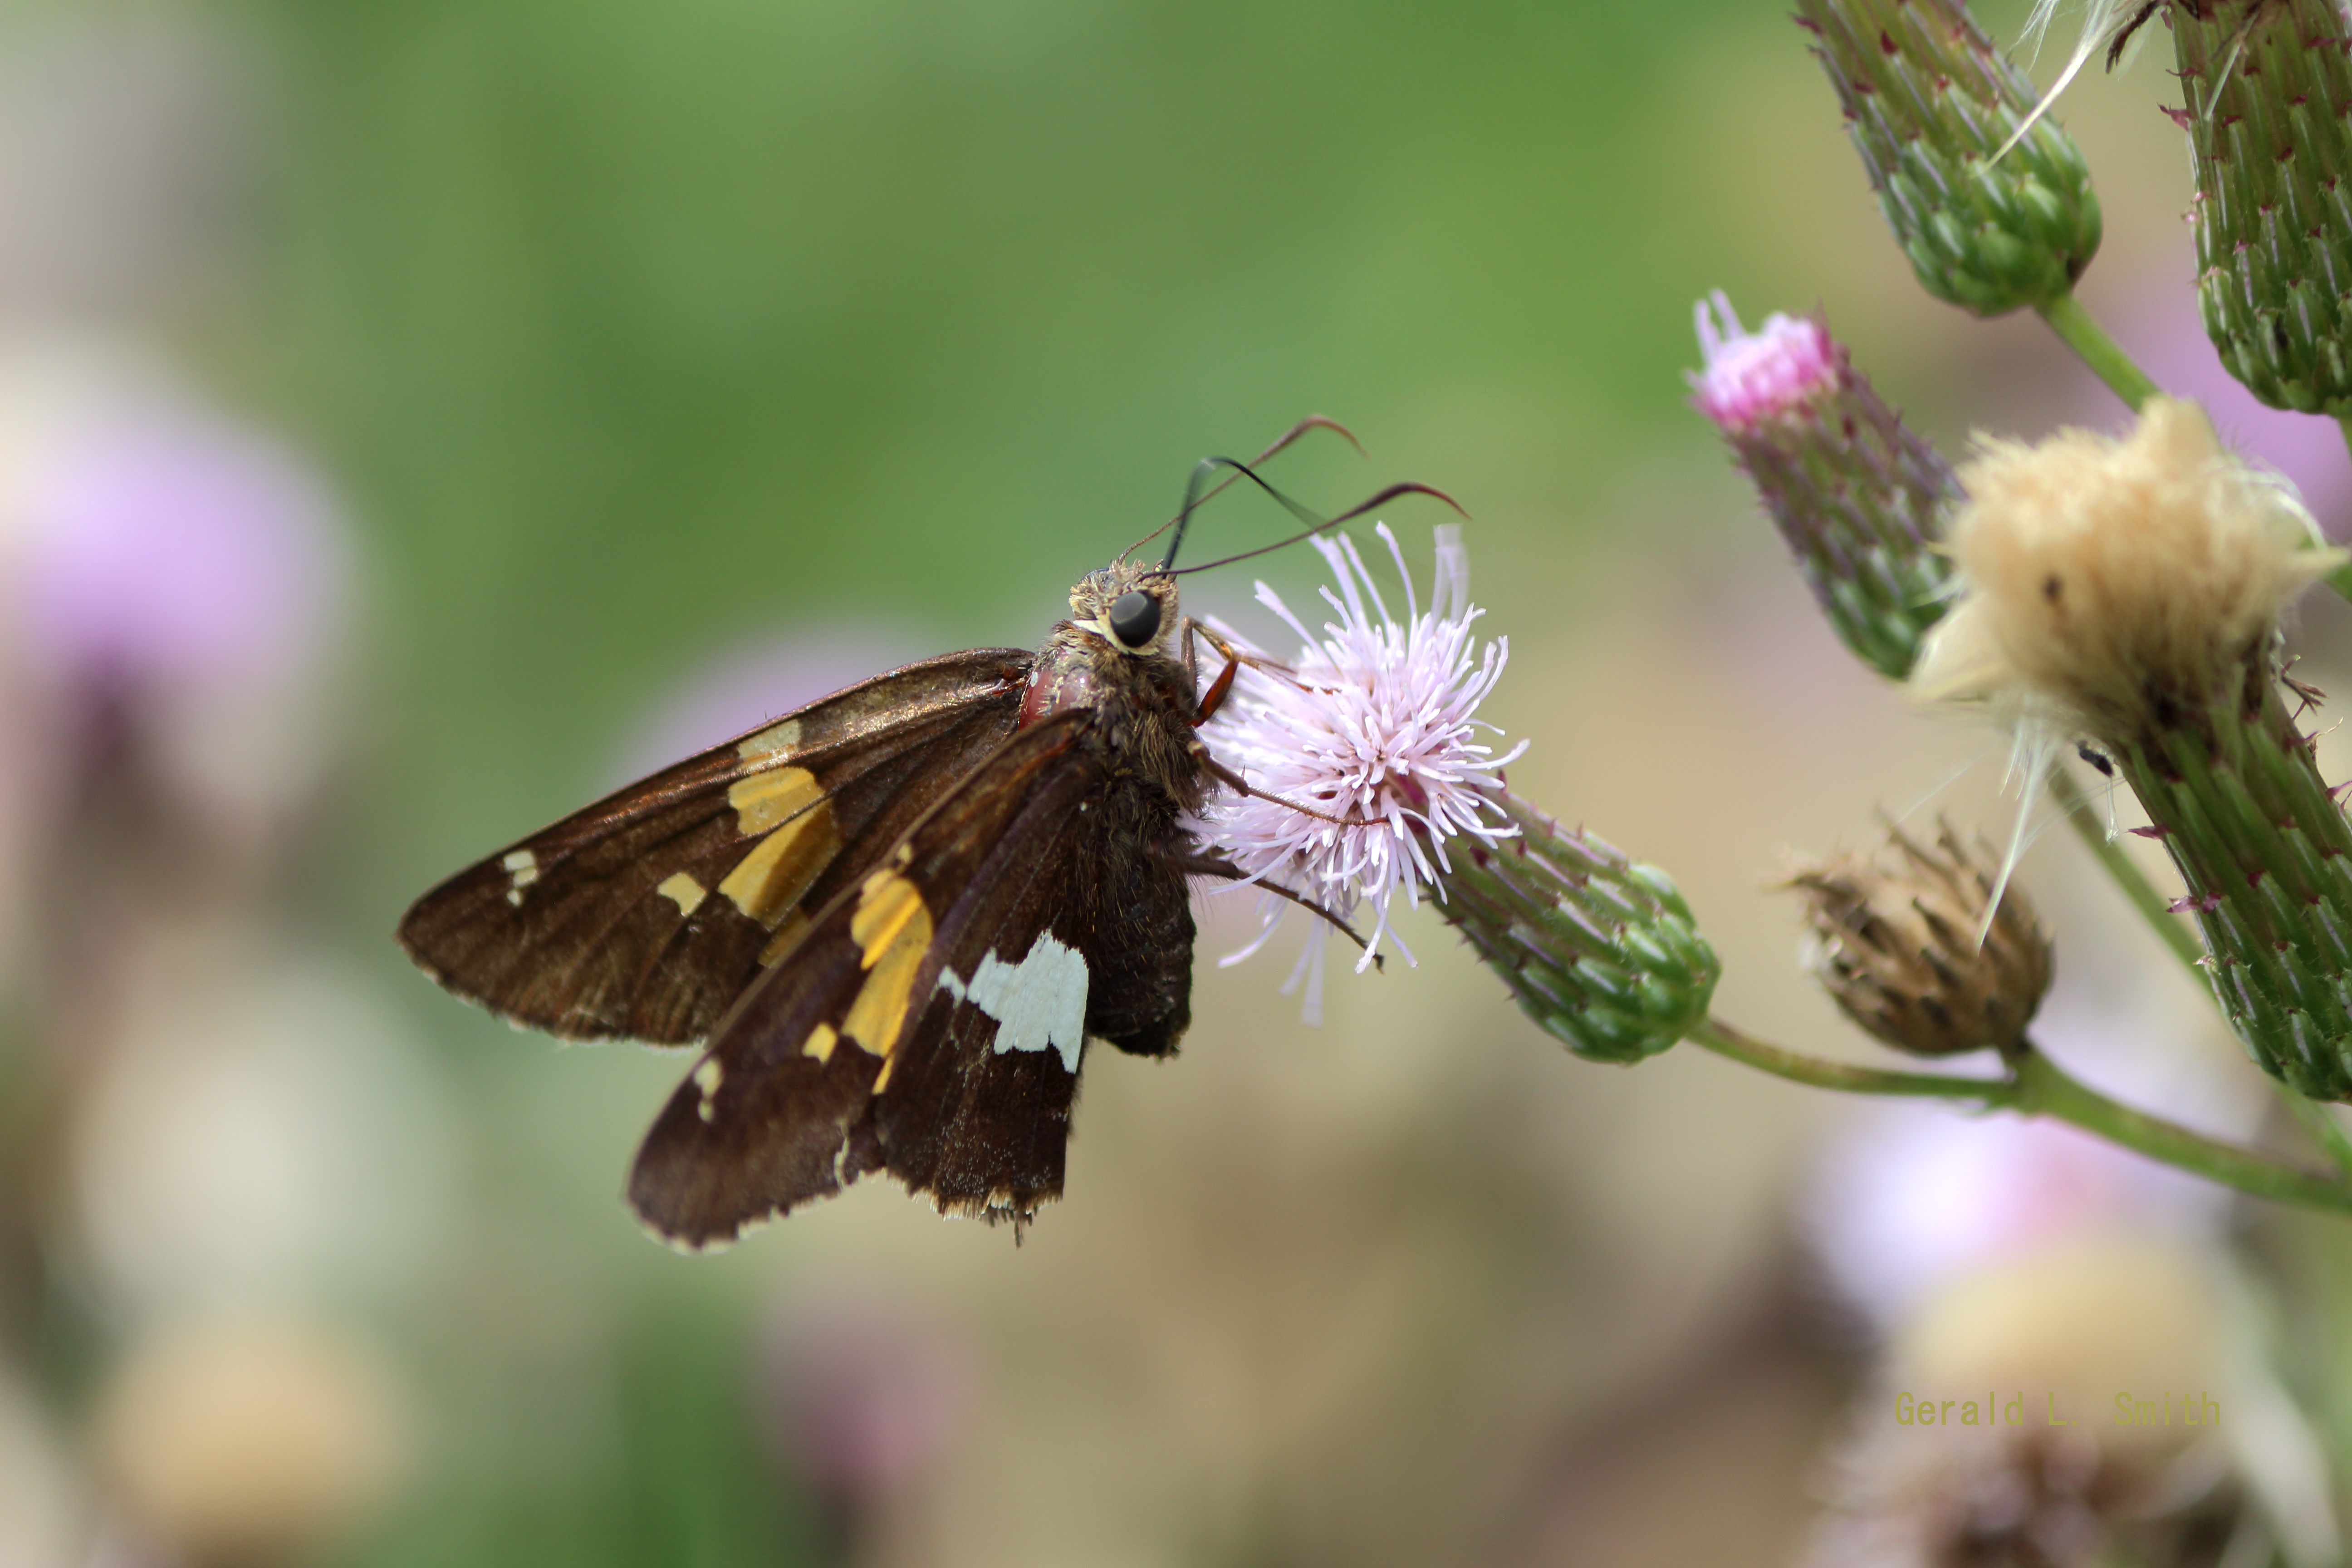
left=1196, top=523, right=1522, bottom=1019
left=1911, top=397, right=2339, bottom=744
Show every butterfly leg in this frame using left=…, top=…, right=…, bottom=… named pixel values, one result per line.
left=1176, top=622, right=1376, bottom=828
left=1181, top=619, right=1316, bottom=727
left=1187, top=737, right=1374, bottom=830
left=1166, top=847, right=1382, bottom=970
left=1194, top=656, right=1239, bottom=725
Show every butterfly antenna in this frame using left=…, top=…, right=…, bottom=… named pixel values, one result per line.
left=1163, top=464, right=1466, bottom=576
left=1119, top=415, right=1364, bottom=565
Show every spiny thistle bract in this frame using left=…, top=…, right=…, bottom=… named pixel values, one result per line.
left=1692, top=294, right=1960, bottom=681
left=1797, top=0, right=2103, bottom=316
left=1443, top=801, right=1720, bottom=1064
left=2167, top=0, right=2352, bottom=416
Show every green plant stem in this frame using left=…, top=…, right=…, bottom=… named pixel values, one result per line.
left=2046, top=767, right=2205, bottom=973
left=2008, top=1044, right=2352, bottom=1214
left=1692, top=1017, right=2013, bottom=1102
left=2328, top=555, right=2352, bottom=607
left=2282, top=1091, right=2352, bottom=1181
left=2035, top=292, right=2161, bottom=410
left=1689, top=1017, right=2352, bottom=1216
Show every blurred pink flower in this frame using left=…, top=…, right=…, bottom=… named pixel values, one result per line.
left=617, top=627, right=928, bottom=783
left=1804, top=1101, right=2231, bottom=1334
left=0, top=345, right=352, bottom=952
left=760, top=1283, right=973, bottom=1497
left=17, top=404, right=341, bottom=687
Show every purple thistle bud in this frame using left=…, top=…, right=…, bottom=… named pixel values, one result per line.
left=758, top=1283, right=973, bottom=1563
left=1691, top=299, right=1843, bottom=431
left=1692, top=294, right=1960, bottom=681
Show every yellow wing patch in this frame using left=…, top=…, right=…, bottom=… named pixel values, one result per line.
left=657, top=872, right=708, bottom=916
left=728, top=765, right=825, bottom=835
left=718, top=796, right=839, bottom=926
left=843, top=869, right=933, bottom=1057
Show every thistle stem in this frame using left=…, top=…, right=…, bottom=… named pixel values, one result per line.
left=1690, top=1017, right=2013, bottom=1102
left=2328, top=555, right=2352, bottom=608
left=1689, top=1016, right=2352, bottom=1216
left=2007, top=1042, right=2352, bottom=1214
left=2282, top=1091, right=2352, bottom=1181
left=2045, top=767, right=2206, bottom=973
left=2034, top=292, right=2161, bottom=411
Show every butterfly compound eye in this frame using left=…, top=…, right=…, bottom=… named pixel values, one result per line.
left=1107, top=589, right=1161, bottom=649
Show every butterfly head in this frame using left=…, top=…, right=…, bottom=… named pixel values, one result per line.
left=1068, top=563, right=1180, bottom=659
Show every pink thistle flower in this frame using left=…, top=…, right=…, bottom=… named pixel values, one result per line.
left=1689, top=291, right=1841, bottom=432
left=1689, top=291, right=1959, bottom=682
left=1194, top=522, right=1522, bottom=1018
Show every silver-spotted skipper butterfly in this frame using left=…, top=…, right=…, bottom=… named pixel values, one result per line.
left=398, top=421, right=1455, bottom=1248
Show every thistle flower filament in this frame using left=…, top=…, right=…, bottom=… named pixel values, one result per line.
left=1196, top=523, right=1521, bottom=1008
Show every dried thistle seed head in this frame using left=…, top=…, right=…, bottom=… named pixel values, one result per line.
left=1909, top=397, right=2341, bottom=744
left=1787, top=820, right=2053, bottom=1057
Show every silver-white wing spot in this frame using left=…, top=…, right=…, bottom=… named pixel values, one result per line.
left=935, top=966, right=967, bottom=1004
left=967, top=935, right=1088, bottom=1074
left=693, top=1056, right=724, bottom=1123
left=503, top=848, right=539, bottom=905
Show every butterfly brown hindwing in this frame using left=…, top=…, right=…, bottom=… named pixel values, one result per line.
left=396, top=649, right=1031, bottom=1044
left=627, top=705, right=1197, bottom=1246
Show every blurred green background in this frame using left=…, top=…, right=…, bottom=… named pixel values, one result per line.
left=6, top=1, right=2352, bottom=1565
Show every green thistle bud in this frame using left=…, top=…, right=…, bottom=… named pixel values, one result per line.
left=1798, top=0, right=2103, bottom=315
left=1786, top=819, right=2054, bottom=1058
left=1911, top=397, right=2352, bottom=1098
left=1441, top=795, right=1719, bottom=1064
left=2169, top=0, right=2352, bottom=415
left=1692, top=295, right=1959, bottom=680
